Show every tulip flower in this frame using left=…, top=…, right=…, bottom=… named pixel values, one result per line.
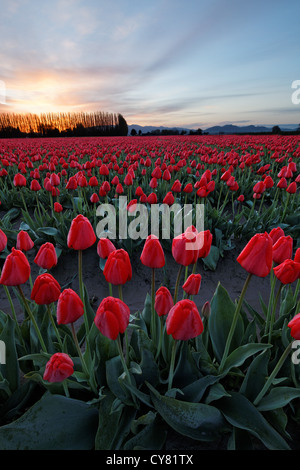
left=272, top=235, right=293, bottom=264
left=182, top=273, right=202, bottom=296
left=155, top=286, right=174, bottom=317
left=97, top=238, right=116, bottom=259
left=0, top=229, right=7, bottom=253
left=103, top=249, right=132, bottom=285
left=67, top=214, right=96, bottom=251
left=140, top=235, right=165, bottom=269
left=34, top=242, right=58, bottom=270
left=56, top=288, right=84, bottom=325
left=43, top=353, right=74, bottom=383
left=0, top=248, right=31, bottom=286
left=94, top=296, right=130, bottom=340
left=54, top=202, right=63, bottom=212
left=237, top=232, right=273, bottom=277
left=273, top=259, right=300, bottom=285
left=31, top=273, right=61, bottom=305
left=269, top=227, right=285, bottom=245
left=288, top=312, right=300, bottom=340
left=197, top=230, right=212, bottom=259
left=166, top=299, right=204, bottom=390
left=166, top=299, right=204, bottom=341
left=16, top=230, right=34, bottom=252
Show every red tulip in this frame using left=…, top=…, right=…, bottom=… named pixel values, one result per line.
left=253, top=181, right=266, bottom=194
left=56, top=288, right=84, bottom=324
left=288, top=312, right=300, bottom=340
left=16, top=230, right=34, bottom=252
left=147, top=192, right=157, bottom=204
left=166, top=299, right=204, bottom=341
left=90, top=193, right=99, bottom=204
left=30, top=179, right=41, bottom=191
left=272, top=236, right=293, bottom=264
left=54, top=202, right=63, bottom=212
left=43, top=353, right=74, bottom=383
left=237, top=232, right=273, bottom=277
left=273, top=259, right=300, bottom=285
left=31, top=273, right=61, bottom=305
left=140, top=234, right=165, bottom=269
left=103, top=249, right=132, bottom=285
left=94, top=296, right=130, bottom=340
left=34, top=242, right=58, bottom=270
left=182, top=273, right=202, bottom=295
left=13, top=173, right=26, bottom=187
left=287, top=182, right=297, bottom=194
left=269, top=227, right=285, bottom=245
left=155, top=286, right=174, bottom=317
left=163, top=191, right=175, bottom=206
left=295, top=248, right=300, bottom=263
left=97, top=238, right=116, bottom=259
left=0, top=229, right=7, bottom=253
left=67, top=214, right=96, bottom=250
left=183, top=183, right=193, bottom=193
left=172, top=228, right=199, bottom=266
left=196, top=230, right=213, bottom=259
left=0, top=248, right=31, bottom=286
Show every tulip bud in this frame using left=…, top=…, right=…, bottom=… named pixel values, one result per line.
left=0, top=248, right=31, bottom=286
left=201, top=301, right=211, bottom=319
left=43, top=353, right=74, bottom=383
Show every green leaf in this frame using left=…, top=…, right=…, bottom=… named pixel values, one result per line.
left=37, top=227, right=59, bottom=237
left=221, top=343, right=272, bottom=376
left=0, top=315, right=19, bottom=393
left=209, top=282, right=244, bottom=362
left=0, top=393, right=99, bottom=450
left=202, top=245, right=219, bottom=271
left=217, top=391, right=290, bottom=450
left=123, top=419, right=167, bottom=450
left=147, top=382, right=229, bottom=442
left=257, top=386, right=300, bottom=412
left=240, top=349, right=271, bottom=402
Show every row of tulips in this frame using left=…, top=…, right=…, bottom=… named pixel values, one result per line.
left=0, top=208, right=299, bottom=450
left=0, top=135, right=299, bottom=267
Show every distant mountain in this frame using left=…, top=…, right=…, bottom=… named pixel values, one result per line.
left=204, top=124, right=272, bottom=134
left=128, top=123, right=299, bottom=136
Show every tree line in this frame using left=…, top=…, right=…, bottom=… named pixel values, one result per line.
left=0, top=111, right=128, bottom=138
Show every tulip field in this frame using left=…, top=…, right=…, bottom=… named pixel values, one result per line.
left=0, top=133, right=300, bottom=450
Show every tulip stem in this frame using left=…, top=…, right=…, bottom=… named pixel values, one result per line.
left=174, top=265, right=184, bottom=304
left=117, top=334, right=137, bottom=406
left=78, top=250, right=89, bottom=336
left=281, top=193, right=290, bottom=222
left=168, top=339, right=178, bottom=390
left=155, top=316, right=164, bottom=361
left=253, top=342, right=293, bottom=406
left=47, top=304, right=63, bottom=350
left=264, top=263, right=276, bottom=337
left=219, top=273, right=252, bottom=373
left=151, top=268, right=156, bottom=343
left=71, top=322, right=97, bottom=394
left=0, top=274, right=24, bottom=345
left=17, top=286, right=47, bottom=353
left=268, top=283, right=284, bottom=344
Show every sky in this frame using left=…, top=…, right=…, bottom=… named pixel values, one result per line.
left=0, top=0, right=300, bottom=129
